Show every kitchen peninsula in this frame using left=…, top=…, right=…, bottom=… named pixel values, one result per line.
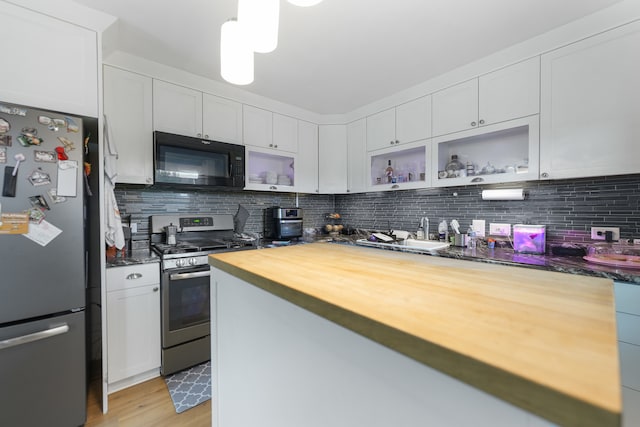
left=209, top=243, right=621, bottom=427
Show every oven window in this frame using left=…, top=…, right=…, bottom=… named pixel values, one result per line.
left=278, top=221, right=303, bottom=237
left=168, top=275, right=210, bottom=331
left=157, top=144, right=229, bottom=182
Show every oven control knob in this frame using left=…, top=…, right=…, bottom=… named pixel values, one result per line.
left=176, top=259, right=186, bottom=267
left=189, top=258, right=197, bottom=266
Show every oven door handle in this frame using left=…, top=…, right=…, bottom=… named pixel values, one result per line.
left=169, top=270, right=211, bottom=281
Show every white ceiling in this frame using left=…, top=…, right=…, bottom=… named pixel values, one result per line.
left=73, top=0, right=622, bottom=115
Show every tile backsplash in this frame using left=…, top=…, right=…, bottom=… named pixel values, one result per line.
left=115, top=173, right=640, bottom=247
left=114, top=186, right=334, bottom=238
left=335, top=174, right=640, bottom=244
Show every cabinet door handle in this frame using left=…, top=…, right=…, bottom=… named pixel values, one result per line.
left=390, top=141, right=394, bottom=145
left=391, top=184, right=399, bottom=189
left=479, top=119, right=485, bottom=125
left=274, top=144, right=278, bottom=148
left=270, top=185, right=277, bottom=190
left=204, top=134, right=209, bottom=139
left=197, top=133, right=202, bottom=137
left=126, top=273, right=143, bottom=280
left=471, top=121, right=477, bottom=127
left=269, top=143, right=274, bottom=147
left=541, top=172, right=549, bottom=178
left=153, top=287, right=159, bottom=292
left=471, top=177, right=484, bottom=183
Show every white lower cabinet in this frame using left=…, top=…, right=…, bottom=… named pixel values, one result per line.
left=614, top=281, right=640, bottom=427
left=623, top=387, right=640, bottom=427
left=106, top=263, right=161, bottom=392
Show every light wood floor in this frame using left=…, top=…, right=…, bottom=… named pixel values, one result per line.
left=85, top=377, right=211, bottom=427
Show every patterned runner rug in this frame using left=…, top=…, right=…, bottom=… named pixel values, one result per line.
left=164, top=361, right=212, bottom=413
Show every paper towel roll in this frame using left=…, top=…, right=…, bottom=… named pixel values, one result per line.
left=481, top=189, right=525, bottom=200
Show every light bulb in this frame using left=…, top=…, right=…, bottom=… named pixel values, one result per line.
left=220, top=19, right=254, bottom=85
left=238, top=0, right=279, bottom=53
left=288, top=0, right=323, bottom=6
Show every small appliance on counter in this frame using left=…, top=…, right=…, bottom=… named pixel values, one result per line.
left=513, top=224, right=546, bottom=254
left=263, top=206, right=303, bottom=240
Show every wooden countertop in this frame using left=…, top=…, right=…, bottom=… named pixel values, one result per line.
left=209, top=243, right=621, bottom=427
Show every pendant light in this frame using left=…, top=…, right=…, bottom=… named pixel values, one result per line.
left=238, top=0, right=280, bottom=53
left=287, top=0, right=323, bottom=6
left=220, top=19, right=254, bottom=85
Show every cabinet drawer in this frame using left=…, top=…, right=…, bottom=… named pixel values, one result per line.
left=615, top=282, right=640, bottom=315
left=618, top=312, right=640, bottom=346
left=620, top=341, right=640, bottom=390
left=106, top=263, right=160, bottom=292
left=623, top=386, right=640, bottom=427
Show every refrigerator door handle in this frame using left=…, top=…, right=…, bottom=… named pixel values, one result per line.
left=0, top=324, right=69, bottom=351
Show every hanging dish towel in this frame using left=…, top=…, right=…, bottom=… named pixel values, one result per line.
left=103, top=115, right=125, bottom=249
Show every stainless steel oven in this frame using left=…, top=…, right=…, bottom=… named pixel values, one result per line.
left=151, top=214, right=255, bottom=375
left=161, top=263, right=211, bottom=375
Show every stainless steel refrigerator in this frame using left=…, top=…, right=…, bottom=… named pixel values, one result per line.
left=0, top=102, right=87, bottom=426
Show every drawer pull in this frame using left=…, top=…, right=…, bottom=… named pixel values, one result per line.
left=126, top=273, right=143, bottom=280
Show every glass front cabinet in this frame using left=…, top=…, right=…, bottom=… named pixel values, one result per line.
left=245, top=147, right=297, bottom=192
left=367, top=139, right=431, bottom=191
left=431, top=115, right=539, bottom=187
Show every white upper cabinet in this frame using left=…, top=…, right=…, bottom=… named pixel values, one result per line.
left=432, top=115, right=539, bottom=187
left=0, top=2, right=98, bottom=117
left=202, top=93, right=243, bottom=144
left=433, top=57, right=540, bottom=137
left=367, top=96, right=431, bottom=151
left=296, top=121, right=319, bottom=193
left=396, top=96, right=432, bottom=146
left=153, top=80, right=203, bottom=137
left=479, top=57, right=540, bottom=126
left=243, top=105, right=298, bottom=153
left=273, top=113, right=299, bottom=153
left=318, top=125, right=348, bottom=194
left=540, top=21, right=640, bottom=180
left=432, top=79, right=479, bottom=137
left=103, top=66, right=154, bottom=185
left=347, top=119, right=367, bottom=193
left=153, top=80, right=242, bottom=142
left=366, top=108, right=396, bottom=151
left=243, top=105, right=273, bottom=147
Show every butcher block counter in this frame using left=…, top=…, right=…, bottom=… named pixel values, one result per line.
left=209, top=242, right=621, bottom=427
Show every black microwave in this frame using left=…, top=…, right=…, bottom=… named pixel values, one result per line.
left=153, top=131, right=245, bottom=190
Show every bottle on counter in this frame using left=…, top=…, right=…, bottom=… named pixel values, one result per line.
left=438, top=219, right=448, bottom=242
left=385, top=160, right=394, bottom=183
left=467, top=228, right=477, bottom=249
